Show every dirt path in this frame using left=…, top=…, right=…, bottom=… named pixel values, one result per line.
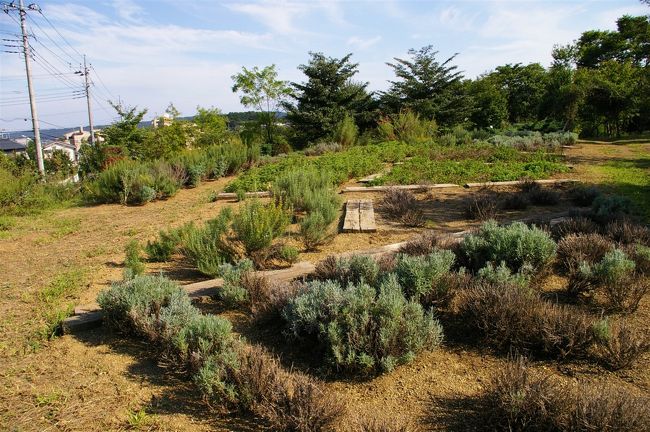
left=1, top=144, right=648, bottom=431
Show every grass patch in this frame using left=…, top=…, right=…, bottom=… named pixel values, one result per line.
left=584, top=148, right=650, bottom=222
left=30, top=268, right=88, bottom=346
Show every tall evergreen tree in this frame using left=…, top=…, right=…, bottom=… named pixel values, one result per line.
left=284, top=52, right=373, bottom=147
left=381, top=45, right=471, bottom=128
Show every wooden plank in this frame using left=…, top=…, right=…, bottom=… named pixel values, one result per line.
left=464, top=178, right=579, bottom=188
left=358, top=173, right=383, bottom=183
left=342, top=200, right=361, bottom=232
left=215, top=191, right=272, bottom=200
left=359, top=199, right=377, bottom=232
left=62, top=310, right=104, bottom=333
left=342, top=184, right=459, bottom=193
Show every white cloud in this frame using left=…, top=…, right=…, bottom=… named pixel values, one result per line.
left=347, top=35, right=381, bottom=50
left=226, top=0, right=309, bottom=34
left=112, top=0, right=145, bottom=23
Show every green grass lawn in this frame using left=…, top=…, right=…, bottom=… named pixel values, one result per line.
left=585, top=148, right=650, bottom=222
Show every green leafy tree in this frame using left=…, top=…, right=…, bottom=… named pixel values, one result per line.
left=381, top=45, right=471, bottom=128
left=44, top=149, right=75, bottom=177
left=486, top=63, right=549, bottom=124
left=284, top=52, right=373, bottom=147
left=102, top=102, right=149, bottom=159
left=193, top=106, right=228, bottom=147
left=466, top=77, right=508, bottom=129
left=165, top=102, right=181, bottom=119
left=142, top=121, right=188, bottom=159
left=231, top=65, right=292, bottom=153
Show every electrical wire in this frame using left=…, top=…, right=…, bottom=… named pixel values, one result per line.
left=26, top=13, right=80, bottom=66
left=37, top=9, right=83, bottom=59
left=89, top=64, right=116, bottom=101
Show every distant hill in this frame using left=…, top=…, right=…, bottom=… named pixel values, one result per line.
left=5, top=111, right=285, bottom=141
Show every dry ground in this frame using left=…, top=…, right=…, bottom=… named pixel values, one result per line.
left=1, top=143, right=649, bottom=431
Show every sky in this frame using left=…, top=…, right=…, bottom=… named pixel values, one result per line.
left=0, top=0, right=648, bottom=134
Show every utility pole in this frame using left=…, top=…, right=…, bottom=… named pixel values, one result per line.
left=5, top=0, right=45, bottom=175
left=77, top=54, right=95, bottom=147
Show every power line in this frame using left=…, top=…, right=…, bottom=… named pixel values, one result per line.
left=89, top=64, right=116, bottom=101
left=26, top=12, right=80, bottom=65
left=36, top=8, right=83, bottom=59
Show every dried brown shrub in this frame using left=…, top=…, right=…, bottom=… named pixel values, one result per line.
left=484, top=357, right=567, bottom=431
left=500, top=192, right=530, bottom=211
left=604, top=219, right=650, bottom=246
left=550, top=216, right=600, bottom=241
left=597, top=321, right=650, bottom=370
left=536, top=302, right=595, bottom=359
left=243, top=273, right=304, bottom=321
left=400, top=208, right=425, bottom=227
left=465, top=191, right=499, bottom=221
left=602, top=275, right=649, bottom=313
left=527, top=187, right=561, bottom=206
left=235, top=345, right=345, bottom=431
left=313, top=255, right=340, bottom=281
left=379, top=188, right=418, bottom=219
left=398, top=231, right=443, bottom=256
left=485, top=357, right=650, bottom=432
left=570, top=383, right=650, bottom=432
left=349, top=414, right=412, bottom=432
left=457, top=281, right=596, bottom=358
left=556, top=233, right=614, bottom=273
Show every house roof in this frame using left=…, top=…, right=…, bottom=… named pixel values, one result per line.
left=0, top=138, right=27, bottom=152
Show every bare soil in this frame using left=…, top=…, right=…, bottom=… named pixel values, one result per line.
left=1, top=143, right=648, bottom=431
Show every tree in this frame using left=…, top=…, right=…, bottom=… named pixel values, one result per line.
left=165, top=102, right=181, bottom=119
left=381, top=45, right=471, bottom=128
left=487, top=63, right=549, bottom=124
left=193, top=106, right=229, bottom=147
left=466, top=77, right=508, bottom=129
left=231, top=65, right=291, bottom=153
left=102, top=102, right=149, bottom=159
left=284, top=52, right=373, bottom=147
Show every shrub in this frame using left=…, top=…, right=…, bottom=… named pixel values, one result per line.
left=394, top=250, right=456, bottom=301
left=569, top=185, right=601, bottom=207
left=549, top=217, right=599, bottom=240
left=477, top=262, right=531, bottom=289
left=297, top=212, right=327, bottom=251
left=247, top=276, right=304, bottom=321
left=500, top=192, right=530, bottom=211
left=124, top=239, right=145, bottom=277
left=313, top=254, right=381, bottom=287
left=591, top=195, right=634, bottom=223
left=333, top=114, right=358, bottom=147
left=145, top=224, right=192, bottom=262
left=283, top=277, right=443, bottom=374
left=98, top=274, right=187, bottom=334
left=526, top=187, right=560, bottom=206
left=596, top=320, right=650, bottom=370
left=465, top=192, right=499, bottom=221
left=604, top=219, right=650, bottom=246
left=217, top=260, right=254, bottom=307
left=181, top=209, right=237, bottom=277
left=484, top=357, right=565, bottom=431
left=602, top=274, right=649, bottom=313
left=457, top=281, right=595, bottom=358
left=556, top=233, right=614, bottom=273
left=627, top=244, right=650, bottom=274
left=459, top=221, right=557, bottom=273
left=592, top=249, right=635, bottom=286
left=231, top=200, right=290, bottom=255
left=250, top=242, right=300, bottom=270
left=377, top=110, right=436, bottom=143
left=484, top=357, right=650, bottom=432
left=234, top=345, right=344, bottom=431
left=398, top=231, right=452, bottom=256
left=379, top=188, right=418, bottom=220
left=303, top=142, right=343, bottom=156
left=570, top=383, right=650, bottom=432
left=271, top=167, right=334, bottom=212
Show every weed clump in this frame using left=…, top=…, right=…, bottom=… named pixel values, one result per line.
left=379, top=188, right=424, bottom=227
left=465, top=191, right=499, bottom=221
